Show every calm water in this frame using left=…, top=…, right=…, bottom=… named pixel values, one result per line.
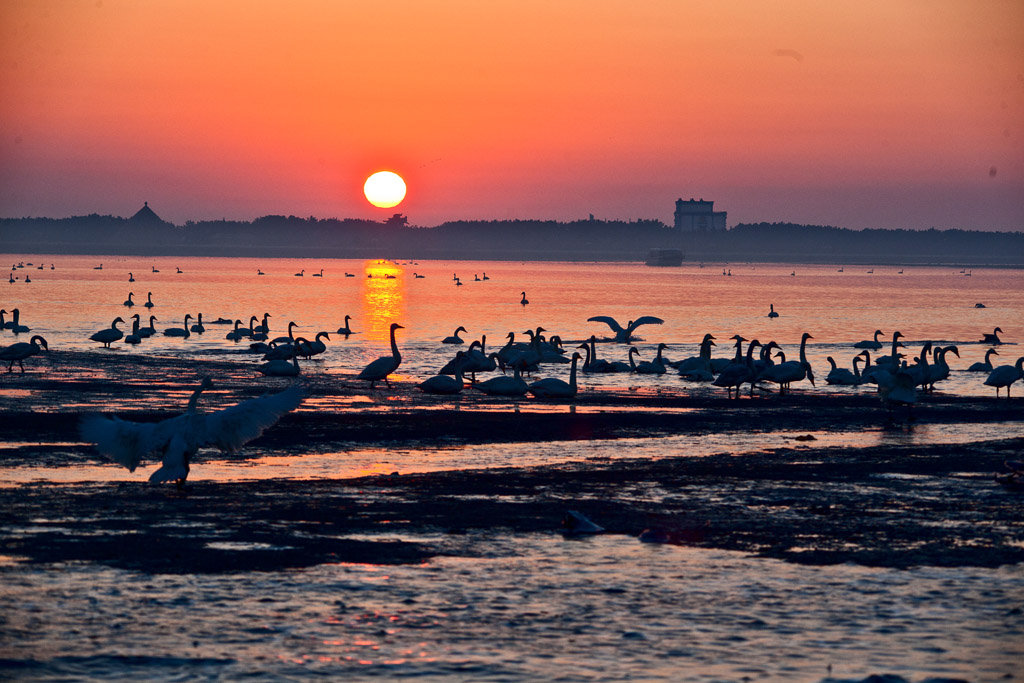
left=2, top=254, right=1023, bottom=682
left=3, top=254, right=1022, bottom=397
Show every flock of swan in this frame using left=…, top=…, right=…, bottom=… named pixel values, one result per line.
left=1, top=296, right=1022, bottom=403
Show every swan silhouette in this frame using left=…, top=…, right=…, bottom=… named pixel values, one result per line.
left=80, top=378, right=303, bottom=486
left=123, top=292, right=135, bottom=307
left=442, top=326, right=467, bottom=344
left=529, top=352, right=582, bottom=398
left=90, top=317, right=125, bottom=347
left=520, top=291, right=529, bottom=305
left=967, top=348, right=998, bottom=372
left=144, top=292, right=155, bottom=309
left=418, top=351, right=468, bottom=394
left=981, top=327, right=1004, bottom=345
left=357, top=323, right=403, bottom=388
left=587, top=315, right=664, bottom=343
left=0, top=335, right=48, bottom=373
left=337, top=315, right=354, bottom=336
left=984, top=357, right=1024, bottom=398
left=854, top=330, right=884, bottom=350
left=258, top=351, right=301, bottom=377
left=163, top=315, right=193, bottom=338
left=767, top=304, right=779, bottom=318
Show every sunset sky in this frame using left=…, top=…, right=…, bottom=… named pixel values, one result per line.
left=1, top=0, right=1021, bottom=230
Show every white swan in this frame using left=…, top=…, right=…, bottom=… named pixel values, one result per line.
left=419, top=351, right=468, bottom=394
left=357, top=323, right=404, bottom=388
left=144, top=292, right=155, bottom=309
left=529, top=352, right=581, bottom=398
left=981, top=327, right=1004, bottom=345
left=767, top=304, right=779, bottom=318
left=473, top=362, right=529, bottom=396
left=90, top=317, right=125, bottom=347
left=297, top=332, right=329, bottom=359
left=258, top=352, right=301, bottom=377
left=587, top=315, right=664, bottom=343
left=442, top=326, right=468, bottom=344
left=163, top=315, right=193, bottom=338
left=967, top=348, right=999, bottom=372
left=984, top=356, right=1024, bottom=398
left=125, top=315, right=143, bottom=345
left=337, top=315, right=353, bottom=336
left=759, top=332, right=815, bottom=394
left=138, top=316, right=158, bottom=338
left=0, top=335, right=48, bottom=372
left=877, top=362, right=917, bottom=411
left=854, top=330, right=884, bottom=350
left=81, top=378, right=303, bottom=486
left=628, top=344, right=668, bottom=374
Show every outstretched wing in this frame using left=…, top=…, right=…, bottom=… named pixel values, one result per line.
left=626, top=316, right=665, bottom=333
left=198, top=383, right=304, bottom=452
left=586, top=316, right=625, bottom=334
left=79, top=414, right=163, bottom=472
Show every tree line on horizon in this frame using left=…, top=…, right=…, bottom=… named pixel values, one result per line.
left=1, top=212, right=1021, bottom=265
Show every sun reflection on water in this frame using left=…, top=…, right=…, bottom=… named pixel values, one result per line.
left=361, top=260, right=405, bottom=342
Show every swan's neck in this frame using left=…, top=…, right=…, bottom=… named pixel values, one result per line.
left=390, top=327, right=401, bottom=359
left=569, top=355, right=578, bottom=389
left=853, top=356, right=862, bottom=378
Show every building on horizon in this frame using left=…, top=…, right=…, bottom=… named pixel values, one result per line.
left=674, top=198, right=726, bottom=231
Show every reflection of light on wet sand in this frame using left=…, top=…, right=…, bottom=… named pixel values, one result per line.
left=361, top=260, right=405, bottom=343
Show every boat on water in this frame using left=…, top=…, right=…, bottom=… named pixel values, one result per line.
left=645, top=248, right=684, bottom=266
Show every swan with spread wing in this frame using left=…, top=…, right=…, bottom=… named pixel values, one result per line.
left=80, top=378, right=303, bottom=487
left=587, top=315, right=664, bottom=343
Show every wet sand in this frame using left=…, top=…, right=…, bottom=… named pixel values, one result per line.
left=1, top=350, right=1022, bottom=574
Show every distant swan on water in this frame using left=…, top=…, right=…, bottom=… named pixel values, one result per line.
left=123, top=292, right=135, bottom=307
left=520, top=291, right=529, bottom=305
left=80, top=378, right=303, bottom=487
left=442, top=326, right=467, bottom=344
left=767, top=304, right=779, bottom=318
left=163, top=315, right=193, bottom=338
left=337, top=315, right=353, bottom=336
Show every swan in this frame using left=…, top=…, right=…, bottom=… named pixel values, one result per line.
left=628, top=344, right=668, bottom=374
left=138, top=315, right=158, bottom=338
left=967, top=348, right=999, bottom=372
left=759, top=333, right=815, bottom=394
left=0, top=335, right=48, bottom=372
left=713, top=339, right=760, bottom=398
left=924, top=345, right=958, bottom=391
left=91, top=317, right=126, bottom=347
left=767, top=304, right=779, bottom=318
left=144, top=292, right=154, bottom=309
left=271, top=321, right=298, bottom=345
left=981, top=327, right=1004, bottom=344
left=442, top=326, right=468, bottom=344
left=455, top=278, right=463, bottom=286
left=297, top=332, right=330, bottom=359
left=825, top=355, right=862, bottom=385
left=258, top=351, right=301, bottom=376
left=128, top=272, right=134, bottom=282
left=529, top=352, right=582, bottom=398
left=413, top=272, right=425, bottom=278
left=225, top=320, right=247, bottom=341
left=337, top=315, right=353, bottom=336
left=295, top=269, right=305, bottom=277
left=872, top=331, right=905, bottom=371
left=854, top=330, right=884, bottom=350
left=151, top=265, right=159, bottom=272
left=124, top=314, right=143, bottom=345
left=254, top=313, right=271, bottom=335
left=474, top=274, right=481, bottom=281
left=5, top=309, right=30, bottom=334
left=81, top=378, right=303, bottom=486
left=473, top=361, right=529, bottom=396
left=877, top=362, right=917, bottom=411
left=672, top=334, right=716, bottom=372
left=313, top=269, right=324, bottom=277
left=984, top=356, right=1024, bottom=398
left=190, top=313, right=206, bottom=334
left=257, top=269, right=265, bottom=275
left=345, top=272, right=355, bottom=277
left=520, top=291, right=529, bottom=305
left=123, top=292, right=135, bottom=307
left=357, top=323, right=404, bottom=388
left=482, top=273, right=490, bottom=280
left=587, top=315, right=664, bottom=343
left=163, top=315, right=193, bottom=338
left=244, top=316, right=263, bottom=341
left=176, top=267, right=183, bottom=274
left=419, top=351, right=468, bottom=394
left=584, top=335, right=630, bottom=373
left=94, top=264, right=103, bottom=270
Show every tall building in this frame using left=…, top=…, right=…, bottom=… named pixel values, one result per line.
left=674, top=198, right=726, bottom=231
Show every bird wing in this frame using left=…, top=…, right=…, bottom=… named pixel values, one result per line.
left=79, top=414, right=165, bottom=472
left=626, top=316, right=665, bottom=332
left=587, top=316, right=625, bottom=334
left=198, top=384, right=304, bottom=452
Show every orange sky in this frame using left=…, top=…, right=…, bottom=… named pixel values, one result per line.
left=1, top=0, right=1021, bottom=229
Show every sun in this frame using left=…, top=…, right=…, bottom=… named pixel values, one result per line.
left=363, top=171, right=407, bottom=208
